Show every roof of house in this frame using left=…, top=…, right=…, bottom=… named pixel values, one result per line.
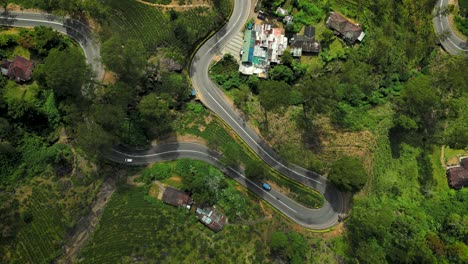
left=304, top=26, right=315, bottom=38
left=4, top=56, right=34, bottom=82
left=195, top=206, right=227, bottom=232
left=447, top=158, right=468, bottom=189
left=326, top=12, right=364, bottom=43
left=290, top=27, right=321, bottom=56
left=162, top=187, right=193, bottom=207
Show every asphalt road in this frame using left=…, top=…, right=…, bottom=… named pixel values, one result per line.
left=0, top=3, right=346, bottom=229
left=433, top=0, right=468, bottom=55
left=106, top=143, right=342, bottom=229
left=189, top=0, right=345, bottom=229
left=0, top=10, right=103, bottom=79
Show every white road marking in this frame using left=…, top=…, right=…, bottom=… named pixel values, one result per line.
left=437, top=0, right=468, bottom=52
left=110, top=148, right=298, bottom=213
left=0, top=16, right=92, bottom=63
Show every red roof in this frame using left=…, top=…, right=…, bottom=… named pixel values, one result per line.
left=5, top=56, right=34, bottom=82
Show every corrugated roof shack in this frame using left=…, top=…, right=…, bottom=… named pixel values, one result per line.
left=326, top=12, right=365, bottom=44
left=162, top=187, right=193, bottom=209
left=195, top=206, right=227, bottom=232
left=447, top=157, right=468, bottom=189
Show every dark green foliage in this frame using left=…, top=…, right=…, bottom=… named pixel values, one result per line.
left=269, top=65, right=295, bottom=84
left=101, top=36, right=147, bottom=84
left=139, top=162, right=174, bottom=183
left=137, top=93, right=172, bottom=138
left=258, top=80, right=292, bottom=112
left=210, top=54, right=244, bottom=91
left=41, top=48, right=89, bottom=100
left=269, top=231, right=308, bottom=263
left=455, top=16, right=468, bottom=36
left=32, top=26, right=66, bottom=56
left=157, top=72, right=191, bottom=107
left=182, top=162, right=228, bottom=205
left=328, top=156, right=367, bottom=193
left=244, top=160, right=266, bottom=181
left=347, top=189, right=468, bottom=264
left=76, top=122, right=117, bottom=158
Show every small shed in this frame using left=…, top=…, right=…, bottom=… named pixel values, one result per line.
left=283, top=15, right=294, bottom=25
left=195, top=206, right=227, bottom=232
left=276, top=7, right=288, bottom=16
left=162, top=187, right=193, bottom=209
left=447, top=157, right=468, bottom=189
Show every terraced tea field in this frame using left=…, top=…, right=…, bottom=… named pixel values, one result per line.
left=79, top=186, right=271, bottom=262
left=102, top=0, right=229, bottom=53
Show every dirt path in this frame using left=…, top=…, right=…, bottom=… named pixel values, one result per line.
left=56, top=177, right=116, bottom=264
left=441, top=145, right=447, bottom=167
left=136, top=0, right=210, bottom=10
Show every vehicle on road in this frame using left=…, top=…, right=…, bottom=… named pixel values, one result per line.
left=125, top=158, right=133, bottom=163
left=262, top=182, right=271, bottom=191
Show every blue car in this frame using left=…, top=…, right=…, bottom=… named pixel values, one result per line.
left=262, top=182, right=271, bottom=191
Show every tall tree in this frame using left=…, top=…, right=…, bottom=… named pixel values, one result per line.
left=42, top=48, right=89, bottom=100
left=258, top=80, right=292, bottom=113
left=101, top=37, right=146, bottom=84
left=137, top=93, right=171, bottom=138
left=328, top=156, right=367, bottom=193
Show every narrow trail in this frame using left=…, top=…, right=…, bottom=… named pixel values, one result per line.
left=136, top=0, right=210, bottom=9
left=57, top=178, right=116, bottom=264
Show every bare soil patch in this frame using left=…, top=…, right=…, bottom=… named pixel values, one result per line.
left=136, top=0, right=211, bottom=12
left=148, top=183, right=161, bottom=198
left=57, top=177, right=117, bottom=264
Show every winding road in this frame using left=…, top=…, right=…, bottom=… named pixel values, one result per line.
left=0, top=10, right=103, bottom=79
left=0, top=3, right=348, bottom=229
left=433, top=0, right=468, bottom=55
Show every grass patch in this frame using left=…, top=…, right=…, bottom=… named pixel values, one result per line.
left=11, top=46, right=30, bottom=59
left=2, top=81, right=39, bottom=103
left=444, top=146, right=468, bottom=164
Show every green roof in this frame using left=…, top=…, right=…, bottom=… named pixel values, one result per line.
left=242, top=30, right=254, bottom=63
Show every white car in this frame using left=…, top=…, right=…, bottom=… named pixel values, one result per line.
left=125, top=158, right=133, bottom=163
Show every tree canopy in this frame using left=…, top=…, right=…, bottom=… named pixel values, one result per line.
left=328, top=156, right=367, bottom=193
